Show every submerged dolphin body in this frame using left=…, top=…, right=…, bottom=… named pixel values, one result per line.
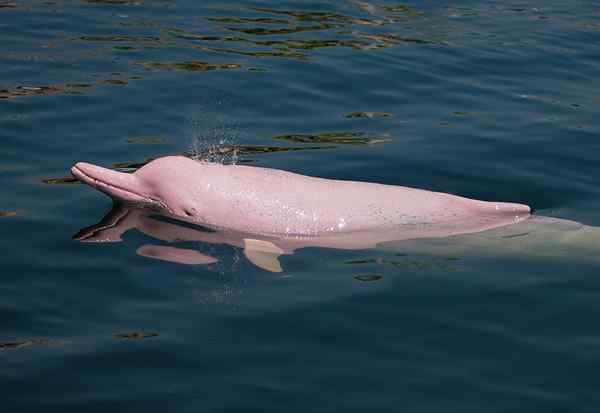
left=72, top=155, right=530, bottom=239
left=74, top=204, right=598, bottom=272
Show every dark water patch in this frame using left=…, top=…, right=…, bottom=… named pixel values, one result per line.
left=113, top=45, right=141, bottom=51
left=0, top=2, right=16, bottom=8
left=354, top=274, right=383, bottom=282
left=113, top=332, right=159, bottom=340
left=344, top=111, right=392, bottom=119
left=502, top=232, right=531, bottom=239
left=84, top=0, right=146, bottom=3
left=273, top=131, right=391, bottom=145
left=0, top=338, right=60, bottom=350
left=136, top=60, right=241, bottom=71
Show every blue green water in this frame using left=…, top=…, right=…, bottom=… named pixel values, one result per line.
left=2, top=1, right=600, bottom=411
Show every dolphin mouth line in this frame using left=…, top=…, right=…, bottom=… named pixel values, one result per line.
left=72, top=165, right=168, bottom=210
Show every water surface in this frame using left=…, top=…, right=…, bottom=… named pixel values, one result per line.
left=2, top=0, right=600, bottom=411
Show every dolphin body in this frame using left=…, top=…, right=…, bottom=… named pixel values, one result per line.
left=72, top=156, right=530, bottom=239
left=71, top=156, right=534, bottom=272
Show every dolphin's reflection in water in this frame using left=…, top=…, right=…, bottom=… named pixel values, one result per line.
left=75, top=204, right=600, bottom=272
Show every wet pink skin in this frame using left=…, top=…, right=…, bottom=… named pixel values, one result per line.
left=72, top=155, right=530, bottom=239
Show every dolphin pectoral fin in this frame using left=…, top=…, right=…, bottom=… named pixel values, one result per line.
left=137, top=245, right=218, bottom=265
left=243, top=239, right=285, bottom=273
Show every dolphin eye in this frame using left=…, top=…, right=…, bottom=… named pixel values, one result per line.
left=183, top=208, right=195, bottom=217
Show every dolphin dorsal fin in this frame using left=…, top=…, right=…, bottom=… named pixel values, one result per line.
left=243, top=239, right=284, bottom=273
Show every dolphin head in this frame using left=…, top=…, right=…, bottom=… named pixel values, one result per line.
left=71, top=156, right=205, bottom=219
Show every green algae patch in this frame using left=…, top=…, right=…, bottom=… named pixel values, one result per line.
left=452, top=111, right=476, bottom=117
left=0, top=338, right=60, bottom=350
left=345, top=111, right=392, bottom=119
left=136, top=60, right=241, bottom=72
left=354, top=274, right=383, bottom=282
left=382, top=4, right=425, bottom=16
left=0, top=211, right=17, bottom=217
left=127, top=136, right=166, bottom=145
left=0, top=85, right=65, bottom=99
left=225, top=25, right=331, bottom=36
left=198, top=46, right=308, bottom=59
left=99, top=78, right=129, bottom=85
left=346, top=256, right=459, bottom=272
left=166, top=29, right=246, bottom=42
left=113, top=332, right=159, bottom=340
left=207, top=17, right=290, bottom=24
left=256, top=39, right=371, bottom=50
left=273, top=131, right=391, bottom=145
left=356, top=32, right=434, bottom=45
left=346, top=258, right=382, bottom=265
left=42, top=177, right=80, bottom=185
left=80, top=35, right=161, bottom=43
left=84, top=0, right=141, bottom=3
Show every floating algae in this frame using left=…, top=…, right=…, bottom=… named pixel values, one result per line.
left=344, top=111, right=391, bottom=119
left=166, top=29, right=246, bottom=42
left=354, top=274, right=384, bottom=282
left=254, top=39, right=371, bottom=50
left=346, top=256, right=459, bottom=272
left=126, top=136, right=166, bottom=145
left=225, top=25, right=332, bottom=36
left=345, top=258, right=383, bottom=265
left=113, top=332, right=159, bottom=340
left=207, top=17, right=290, bottom=24
left=355, top=32, right=435, bottom=45
left=197, top=46, right=308, bottom=59
left=42, top=177, right=81, bottom=185
left=136, top=60, right=241, bottom=72
left=0, top=81, right=109, bottom=100
left=99, top=78, right=129, bottom=85
left=43, top=144, right=334, bottom=185
left=273, top=131, right=391, bottom=145
left=79, top=35, right=162, bottom=43
left=0, top=338, right=59, bottom=350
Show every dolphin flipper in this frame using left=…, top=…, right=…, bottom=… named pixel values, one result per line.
left=243, top=239, right=285, bottom=273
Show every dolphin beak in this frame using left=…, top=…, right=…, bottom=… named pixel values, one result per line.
left=71, top=162, right=153, bottom=204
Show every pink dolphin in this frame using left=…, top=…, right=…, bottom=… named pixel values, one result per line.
left=71, top=155, right=530, bottom=241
